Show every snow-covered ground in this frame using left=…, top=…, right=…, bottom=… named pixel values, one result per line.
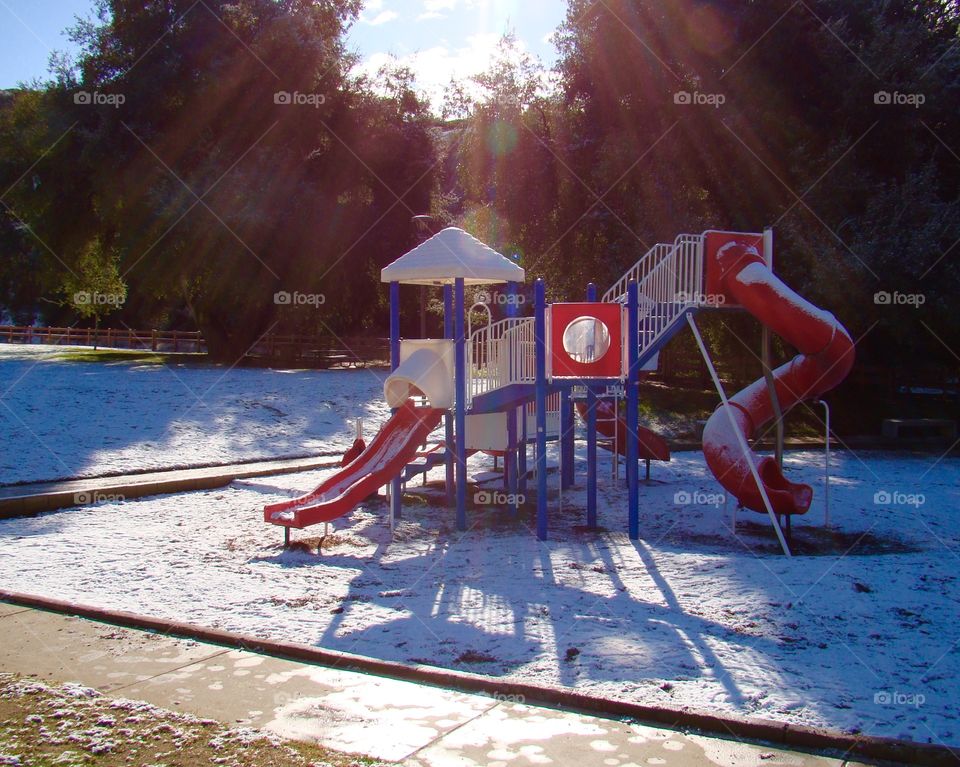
left=0, top=345, right=389, bottom=484
left=0, top=345, right=958, bottom=747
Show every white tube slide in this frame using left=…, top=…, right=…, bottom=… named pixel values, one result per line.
left=384, top=339, right=455, bottom=410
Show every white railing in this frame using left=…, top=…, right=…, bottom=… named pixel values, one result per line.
left=467, top=316, right=537, bottom=403
left=601, top=242, right=673, bottom=304
left=603, top=233, right=704, bottom=361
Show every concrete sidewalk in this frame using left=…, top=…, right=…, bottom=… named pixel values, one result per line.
left=0, top=603, right=871, bottom=767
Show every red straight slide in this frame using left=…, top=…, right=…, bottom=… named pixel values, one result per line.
left=702, top=242, right=854, bottom=516
left=264, top=400, right=443, bottom=529
left=575, top=400, right=671, bottom=461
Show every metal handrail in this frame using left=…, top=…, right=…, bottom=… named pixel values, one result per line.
left=466, top=316, right=537, bottom=404
left=604, top=233, right=705, bottom=361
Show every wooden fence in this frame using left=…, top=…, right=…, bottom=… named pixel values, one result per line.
left=246, top=334, right=390, bottom=368
left=0, top=325, right=205, bottom=353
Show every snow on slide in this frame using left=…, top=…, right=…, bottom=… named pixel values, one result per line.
left=264, top=400, right=443, bottom=529
left=574, top=400, right=670, bottom=461
left=702, top=242, right=854, bottom=515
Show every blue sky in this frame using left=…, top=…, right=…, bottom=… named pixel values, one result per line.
left=0, top=0, right=568, bottom=106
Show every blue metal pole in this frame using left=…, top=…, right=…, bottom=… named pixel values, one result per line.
left=506, top=281, right=518, bottom=319
left=505, top=280, right=519, bottom=510
left=390, top=281, right=402, bottom=521
left=535, top=278, right=548, bottom=541
left=627, top=280, right=640, bottom=540
left=505, top=408, right=517, bottom=514
left=454, top=278, right=468, bottom=531
left=518, top=405, right=528, bottom=493
left=443, top=284, right=455, bottom=508
left=586, top=282, right=598, bottom=529
left=515, top=279, right=528, bottom=495
left=561, top=388, right=575, bottom=489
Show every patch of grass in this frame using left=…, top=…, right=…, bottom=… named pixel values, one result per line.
left=51, top=349, right=207, bottom=366
left=0, top=673, right=386, bottom=767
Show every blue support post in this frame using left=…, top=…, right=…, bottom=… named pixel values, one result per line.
left=505, top=280, right=519, bottom=511
left=390, top=281, right=402, bottom=522
left=561, top=388, right=575, bottom=489
left=518, top=405, right=528, bottom=493
left=534, top=279, right=548, bottom=541
left=512, top=280, right=528, bottom=496
left=586, top=282, right=598, bottom=529
left=454, top=278, right=468, bottom=531
left=505, top=407, right=518, bottom=513
left=443, top=284, right=455, bottom=508
left=627, top=280, right=640, bottom=540
left=506, top=281, right=519, bottom=319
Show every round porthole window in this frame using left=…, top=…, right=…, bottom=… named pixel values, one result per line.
left=562, top=316, right=611, bottom=364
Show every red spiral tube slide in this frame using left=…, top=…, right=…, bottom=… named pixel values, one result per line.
left=702, top=243, right=854, bottom=515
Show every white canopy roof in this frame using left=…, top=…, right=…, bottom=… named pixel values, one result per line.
left=380, top=227, right=525, bottom=286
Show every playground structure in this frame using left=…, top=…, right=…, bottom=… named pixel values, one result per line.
left=264, top=227, right=854, bottom=556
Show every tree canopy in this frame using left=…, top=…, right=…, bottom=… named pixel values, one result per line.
left=1, top=0, right=959, bottom=371
left=1, top=0, right=436, bottom=358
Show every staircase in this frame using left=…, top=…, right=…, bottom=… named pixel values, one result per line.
left=602, top=233, right=705, bottom=367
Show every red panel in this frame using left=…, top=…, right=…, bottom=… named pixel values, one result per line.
left=549, top=303, right=624, bottom=379
left=703, top=230, right=764, bottom=309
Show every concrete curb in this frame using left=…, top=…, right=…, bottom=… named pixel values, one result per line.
left=0, top=451, right=343, bottom=491
left=2, top=590, right=955, bottom=766
left=0, top=457, right=340, bottom=519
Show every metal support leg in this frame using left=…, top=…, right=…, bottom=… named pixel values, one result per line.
left=586, top=387, right=598, bottom=529
left=561, top=389, right=575, bottom=490
left=686, top=314, right=791, bottom=557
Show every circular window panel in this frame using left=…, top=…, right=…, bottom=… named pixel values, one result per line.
left=562, top=316, right=611, bottom=364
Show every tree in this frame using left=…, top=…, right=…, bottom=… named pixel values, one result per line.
left=0, top=0, right=438, bottom=359
left=62, top=237, right=127, bottom=347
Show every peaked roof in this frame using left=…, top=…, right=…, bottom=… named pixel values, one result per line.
left=380, top=227, right=525, bottom=286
